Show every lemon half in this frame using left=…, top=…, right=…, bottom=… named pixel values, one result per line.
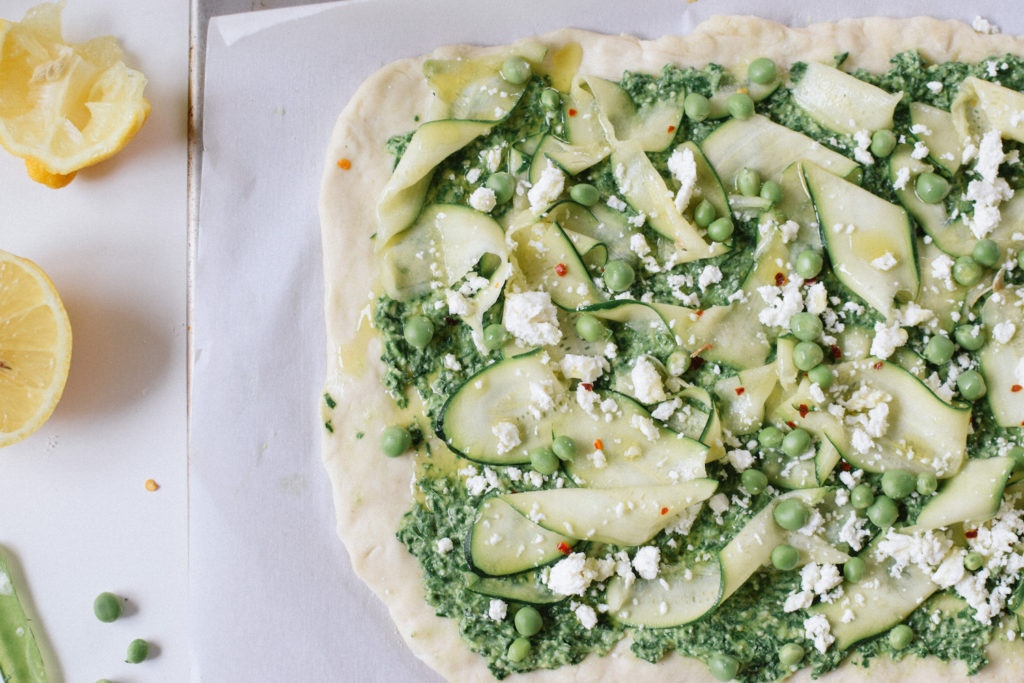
left=0, top=250, right=72, bottom=447
left=0, top=2, right=150, bottom=185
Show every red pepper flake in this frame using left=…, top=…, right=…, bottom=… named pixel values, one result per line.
left=774, top=272, right=788, bottom=286
left=872, top=361, right=884, bottom=370
left=1013, top=385, right=1023, bottom=393
left=735, top=387, right=746, bottom=396
left=667, top=125, right=676, bottom=133
left=695, top=309, right=705, bottom=318
left=337, top=158, right=352, bottom=170
left=594, top=439, right=604, bottom=451
left=840, top=462, right=851, bottom=471
left=830, top=345, right=843, bottom=360
left=690, top=356, right=706, bottom=371
left=785, top=420, right=797, bottom=429
left=144, top=479, right=159, bottom=492
left=557, top=542, right=572, bottom=555
left=691, top=343, right=713, bottom=357
left=798, top=404, right=810, bottom=418
left=568, top=108, right=578, bottom=117
left=965, top=529, right=978, bottom=539
left=554, top=263, right=568, bottom=277
left=660, top=507, right=669, bottom=515
left=581, top=382, right=594, bottom=391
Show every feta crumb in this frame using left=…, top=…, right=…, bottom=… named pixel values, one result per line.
left=632, top=546, right=661, bottom=580
left=435, top=537, right=454, bottom=554
left=870, top=252, right=898, bottom=272
left=972, top=16, right=1000, bottom=34
left=491, top=421, right=521, bottom=455
left=993, top=321, right=1016, bottom=345
left=504, top=291, right=562, bottom=347
left=560, top=354, right=609, bottom=383
left=870, top=321, right=908, bottom=360
left=606, top=195, right=627, bottom=212
left=468, top=186, right=497, bottom=213
left=804, top=614, right=835, bottom=653
left=853, top=129, right=874, bottom=165
left=893, top=166, right=911, bottom=191
left=442, top=354, right=462, bottom=371
left=488, top=599, right=508, bottom=622
left=728, top=449, right=755, bottom=472
left=698, top=265, right=723, bottom=291
left=926, top=81, right=944, bottom=94
left=465, top=167, right=482, bottom=184
left=668, top=145, right=698, bottom=213
left=527, top=163, right=565, bottom=212
left=631, top=356, right=667, bottom=404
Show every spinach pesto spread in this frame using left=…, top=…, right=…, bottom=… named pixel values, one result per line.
left=368, top=43, right=1024, bottom=681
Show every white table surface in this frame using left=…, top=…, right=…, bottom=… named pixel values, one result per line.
left=4, top=1, right=1024, bottom=682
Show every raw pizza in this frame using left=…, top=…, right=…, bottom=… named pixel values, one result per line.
left=319, top=15, right=1024, bottom=683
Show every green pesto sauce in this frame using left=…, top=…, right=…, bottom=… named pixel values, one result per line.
left=378, top=51, right=1024, bottom=680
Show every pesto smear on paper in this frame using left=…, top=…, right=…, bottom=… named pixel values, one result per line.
left=357, top=45, right=1024, bottom=681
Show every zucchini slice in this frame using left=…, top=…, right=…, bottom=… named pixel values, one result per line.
left=811, top=534, right=940, bottom=651
left=548, top=200, right=633, bottom=263
left=713, top=362, right=779, bottom=435
left=466, top=571, right=564, bottom=605
left=980, top=285, right=1024, bottom=428
left=606, top=555, right=723, bottom=627
left=909, top=456, right=1015, bottom=532
left=791, top=61, right=902, bottom=135
left=501, top=480, right=718, bottom=546
left=610, top=141, right=726, bottom=262
left=803, top=160, right=919, bottom=320
left=678, top=141, right=730, bottom=222
left=439, top=351, right=564, bottom=465
left=700, top=114, right=859, bottom=185
left=510, top=219, right=604, bottom=310
left=585, top=76, right=684, bottom=152
left=528, top=133, right=610, bottom=186
left=908, top=102, right=963, bottom=175
left=423, top=42, right=543, bottom=121
left=468, top=496, right=576, bottom=576
left=706, top=71, right=781, bottom=119
left=951, top=76, right=1024, bottom=143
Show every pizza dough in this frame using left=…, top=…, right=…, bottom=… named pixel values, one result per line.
left=318, top=16, right=1024, bottom=683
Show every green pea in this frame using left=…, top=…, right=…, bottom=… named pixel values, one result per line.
left=954, top=324, right=985, bottom=351
left=530, top=448, right=559, bottom=475
left=741, top=469, right=768, bottom=495
left=552, top=436, right=577, bottom=461
left=964, top=551, right=984, bottom=571
left=789, top=312, right=823, bottom=342
left=807, top=364, right=834, bottom=389
left=540, top=88, right=560, bottom=110
left=915, top=172, right=950, bottom=204
left=972, top=239, right=1001, bottom=268
left=666, top=350, right=692, bottom=376
left=404, top=315, right=434, bottom=348
left=748, top=57, right=778, bottom=85
left=952, top=256, right=983, bottom=287
left=708, top=653, right=740, bottom=681
left=793, top=341, right=824, bottom=372
left=957, top=370, right=987, bottom=401
left=778, top=643, right=805, bottom=668
left=916, top=472, right=938, bottom=496
left=870, top=129, right=897, bottom=158
left=773, top=498, right=810, bottom=531
left=758, top=426, right=784, bottom=449
left=694, top=199, right=717, bottom=227
left=483, top=323, right=509, bottom=350
left=500, top=56, right=531, bottom=85
left=760, top=180, right=783, bottom=205
left=514, top=606, right=543, bottom=637
left=507, top=637, right=531, bottom=662
left=771, top=543, right=800, bottom=570
left=381, top=425, right=412, bottom=457
left=93, top=592, right=122, bottom=623
left=125, top=638, right=149, bottom=664
left=684, top=92, right=711, bottom=121
left=707, top=217, right=734, bottom=242
left=478, top=252, right=502, bottom=278
left=795, top=249, right=823, bottom=279
left=923, top=335, right=955, bottom=364
left=1006, top=446, right=1024, bottom=471
left=602, top=260, right=635, bottom=292
left=888, top=624, right=914, bottom=650
left=881, top=469, right=916, bottom=500
left=781, top=428, right=811, bottom=458
left=850, top=484, right=875, bottom=510
left=486, top=172, right=516, bottom=204
left=736, top=168, right=761, bottom=197
left=727, top=92, right=755, bottom=120
left=569, top=182, right=599, bottom=207
left=575, top=314, right=606, bottom=342
left=867, top=495, right=899, bottom=528
left=843, top=557, right=866, bottom=583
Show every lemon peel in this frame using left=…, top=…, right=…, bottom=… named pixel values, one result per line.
left=0, top=1, right=150, bottom=186
left=0, top=250, right=72, bottom=448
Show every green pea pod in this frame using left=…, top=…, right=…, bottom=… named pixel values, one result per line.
left=0, top=551, right=47, bottom=682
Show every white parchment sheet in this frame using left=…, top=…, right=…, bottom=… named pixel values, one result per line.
left=192, top=1, right=1024, bottom=680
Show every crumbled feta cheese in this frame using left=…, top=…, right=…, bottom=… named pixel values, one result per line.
left=468, top=186, right=497, bottom=213
left=632, top=546, right=661, bottom=580
left=442, top=354, right=462, bottom=371
left=893, top=166, right=911, bottom=191
left=758, top=279, right=805, bottom=329
left=488, top=599, right=507, bottom=622
left=546, top=553, right=598, bottom=595
left=728, top=448, right=755, bottom=472
left=465, top=167, right=482, bottom=184
left=668, top=145, right=698, bottom=213
left=930, top=253, right=956, bottom=291
left=870, top=321, right=908, bottom=360
left=925, top=81, right=944, bottom=94
left=783, top=591, right=813, bottom=613
left=966, top=130, right=1012, bottom=239
left=574, top=603, right=598, bottom=629
left=491, top=421, right=521, bottom=455
left=447, top=289, right=474, bottom=316
left=560, top=354, right=609, bottom=383
left=993, top=321, right=1016, bottom=345
left=504, top=291, right=562, bottom=347
left=651, top=398, right=681, bottom=422
left=631, top=356, right=667, bottom=404
left=805, top=282, right=828, bottom=316
left=528, top=163, right=565, bottom=212
left=698, top=265, right=723, bottom=291
left=606, top=195, right=627, bottom=212
left=435, top=537, right=454, bottom=554
left=779, top=219, right=800, bottom=244
left=853, top=129, right=873, bottom=165
left=898, top=302, right=934, bottom=327
left=804, top=614, right=835, bottom=653
left=870, top=252, right=898, bottom=272
left=972, top=16, right=1000, bottom=34
left=911, top=141, right=930, bottom=160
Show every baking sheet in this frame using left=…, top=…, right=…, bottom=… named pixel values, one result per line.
left=190, top=1, right=1024, bottom=679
